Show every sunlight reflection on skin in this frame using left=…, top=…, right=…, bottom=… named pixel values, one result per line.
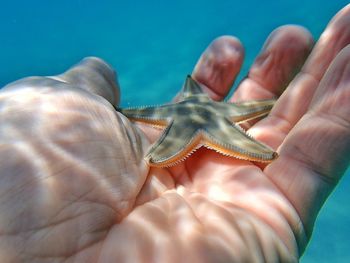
left=1, top=4, right=350, bottom=258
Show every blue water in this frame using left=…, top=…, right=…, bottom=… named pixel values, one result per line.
left=1, top=1, right=349, bottom=261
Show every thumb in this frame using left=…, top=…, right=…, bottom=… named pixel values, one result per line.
left=56, top=57, right=120, bottom=106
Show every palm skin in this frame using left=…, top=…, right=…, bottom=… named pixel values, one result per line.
left=1, top=5, right=350, bottom=263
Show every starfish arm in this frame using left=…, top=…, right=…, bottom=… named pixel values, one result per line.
left=117, top=104, right=176, bottom=126
left=203, top=117, right=277, bottom=162
left=146, top=120, right=201, bottom=167
left=182, top=75, right=204, bottom=97
left=215, top=99, right=276, bottom=123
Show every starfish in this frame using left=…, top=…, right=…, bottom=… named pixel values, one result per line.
left=117, top=76, right=278, bottom=167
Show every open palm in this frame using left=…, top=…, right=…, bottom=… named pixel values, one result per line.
left=1, top=5, right=350, bottom=263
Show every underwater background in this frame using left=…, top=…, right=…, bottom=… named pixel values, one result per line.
left=1, top=1, right=349, bottom=262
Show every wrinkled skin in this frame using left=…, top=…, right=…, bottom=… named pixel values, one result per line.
left=1, top=5, right=350, bottom=263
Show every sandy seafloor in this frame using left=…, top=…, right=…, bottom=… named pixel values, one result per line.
left=1, top=1, right=349, bottom=262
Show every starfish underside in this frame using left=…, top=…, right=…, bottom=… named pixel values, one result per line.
left=118, top=76, right=278, bottom=167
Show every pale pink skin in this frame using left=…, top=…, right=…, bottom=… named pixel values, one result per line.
left=1, top=4, right=350, bottom=263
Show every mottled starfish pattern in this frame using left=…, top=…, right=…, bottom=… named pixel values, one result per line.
left=117, top=76, right=278, bottom=167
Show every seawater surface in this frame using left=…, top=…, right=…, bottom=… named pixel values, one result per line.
left=1, top=1, right=349, bottom=262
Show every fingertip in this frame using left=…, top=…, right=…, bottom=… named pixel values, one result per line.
left=192, top=35, right=244, bottom=100
left=264, top=25, right=314, bottom=52
left=310, top=43, right=350, bottom=109
left=302, top=5, right=350, bottom=81
left=324, top=43, right=350, bottom=74
left=58, top=57, right=121, bottom=106
left=331, top=3, right=350, bottom=22
left=253, top=24, right=314, bottom=87
left=201, top=35, right=244, bottom=67
left=232, top=25, right=313, bottom=102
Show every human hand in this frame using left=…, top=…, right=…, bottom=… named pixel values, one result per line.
left=1, top=4, right=350, bottom=263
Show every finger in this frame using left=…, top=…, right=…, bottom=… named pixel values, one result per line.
left=55, top=57, right=121, bottom=105
left=265, top=44, right=350, bottom=237
left=232, top=25, right=313, bottom=102
left=252, top=5, right=350, bottom=148
left=188, top=36, right=244, bottom=101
